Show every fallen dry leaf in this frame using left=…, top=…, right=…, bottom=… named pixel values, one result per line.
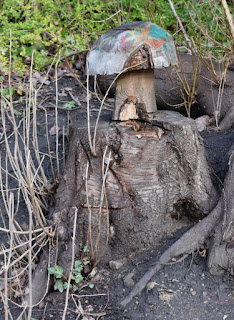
left=49, top=124, right=60, bottom=136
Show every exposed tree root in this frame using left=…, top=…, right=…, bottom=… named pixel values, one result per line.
left=120, top=199, right=223, bottom=307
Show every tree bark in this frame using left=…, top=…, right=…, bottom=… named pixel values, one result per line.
left=51, top=110, right=218, bottom=274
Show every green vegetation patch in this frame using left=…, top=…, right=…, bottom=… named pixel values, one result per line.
left=0, top=0, right=232, bottom=75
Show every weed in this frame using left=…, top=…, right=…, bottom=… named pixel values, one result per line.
left=63, top=100, right=76, bottom=109
left=48, top=259, right=94, bottom=293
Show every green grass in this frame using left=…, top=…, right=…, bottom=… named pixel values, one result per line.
left=0, top=0, right=232, bottom=75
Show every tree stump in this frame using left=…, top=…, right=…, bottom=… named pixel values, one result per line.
left=51, top=110, right=218, bottom=273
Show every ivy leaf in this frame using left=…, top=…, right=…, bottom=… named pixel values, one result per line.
left=72, top=284, right=78, bottom=292
left=74, top=274, right=83, bottom=284
left=54, top=279, right=64, bottom=293
left=74, top=260, right=82, bottom=268
left=48, top=266, right=55, bottom=275
left=83, top=246, right=90, bottom=253
left=48, top=265, right=64, bottom=278
left=74, top=260, right=83, bottom=273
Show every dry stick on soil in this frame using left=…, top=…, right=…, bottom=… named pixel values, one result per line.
left=120, top=199, right=223, bottom=307
left=62, top=207, right=78, bottom=320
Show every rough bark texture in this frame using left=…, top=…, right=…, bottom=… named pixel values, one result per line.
left=208, top=150, right=234, bottom=275
left=97, top=53, right=234, bottom=129
left=51, top=110, right=218, bottom=274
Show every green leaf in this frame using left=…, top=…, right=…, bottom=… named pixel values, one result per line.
left=47, top=266, right=55, bottom=275
left=83, top=260, right=90, bottom=266
left=74, top=274, right=83, bottom=284
left=72, top=284, right=78, bottom=291
left=83, top=246, right=90, bottom=253
left=54, top=279, right=64, bottom=292
left=63, top=100, right=76, bottom=109
left=74, top=265, right=83, bottom=273
left=89, top=283, right=94, bottom=289
left=63, top=282, right=72, bottom=290
left=48, top=265, right=64, bottom=278
left=74, top=260, right=82, bottom=268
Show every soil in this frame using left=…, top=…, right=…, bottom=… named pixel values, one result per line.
left=0, top=74, right=233, bottom=320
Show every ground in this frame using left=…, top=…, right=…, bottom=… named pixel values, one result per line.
left=0, top=73, right=233, bottom=320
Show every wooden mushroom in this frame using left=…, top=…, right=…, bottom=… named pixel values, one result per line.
left=88, top=21, right=178, bottom=121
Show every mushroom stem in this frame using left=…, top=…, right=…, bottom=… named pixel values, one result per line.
left=113, top=69, right=157, bottom=121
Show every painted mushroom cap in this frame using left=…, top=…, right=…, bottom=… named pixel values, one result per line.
left=88, top=21, right=178, bottom=75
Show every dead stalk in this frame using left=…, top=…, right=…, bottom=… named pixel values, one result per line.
left=26, top=167, right=33, bottom=320
left=62, top=125, right=66, bottom=171
left=168, top=0, right=191, bottom=49
left=221, top=0, right=234, bottom=39
left=62, top=207, right=78, bottom=320
left=55, top=53, right=61, bottom=177
left=42, top=107, right=55, bottom=180
left=0, top=66, right=55, bottom=320
left=2, top=193, right=14, bottom=320
left=86, top=57, right=94, bottom=154
left=215, top=74, right=225, bottom=126
left=85, top=162, right=94, bottom=257
left=0, top=231, right=48, bottom=258
left=94, top=147, right=111, bottom=264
